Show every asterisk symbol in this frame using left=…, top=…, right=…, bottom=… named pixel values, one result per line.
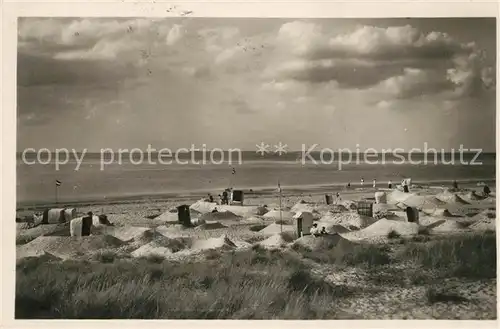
left=274, top=142, right=288, bottom=156
left=256, top=142, right=270, bottom=156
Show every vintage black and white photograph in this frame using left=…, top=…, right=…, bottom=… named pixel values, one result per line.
left=14, top=14, right=496, bottom=319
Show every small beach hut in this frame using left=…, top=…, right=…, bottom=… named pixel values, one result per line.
left=231, top=190, right=244, bottom=205
left=374, top=192, right=387, bottom=204
left=82, top=215, right=93, bottom=236
left=42, top=208, right=66, bottom=224
left=293, top=211, right=314, bottom=237
left=70, top=217, right=83, bottom=237
left=177, top=205, right=192, bottom=227
left=405, top=206, right=419, bottom=223
left=357, top=201, right=374, bottom=217
left=325, top=194, right=333, bottom=205
left=70, top=215, right=93, bottom=237
left=92, top=214, right=112, bottom=226
left=63, top=208, right=77, bottom=222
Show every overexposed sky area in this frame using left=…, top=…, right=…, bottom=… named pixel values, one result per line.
left=17, top=17, right=496, bottom=152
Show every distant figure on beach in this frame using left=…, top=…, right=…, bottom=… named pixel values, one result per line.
left=484, top=185, right=491, bottom=196
left=212, top=207, right=218, bottom=213
left=320, top=227, right=327, bottom=235
left=388, top=180, right=392, bottom=189
left=373, top=179, right=377, bottom=188
left=222, top=190, right=228, bottom=205
left=218, top=194, right=223, bottom=205
left=402, top=179, right=409, bottom=193
left=360, top=178, right=364, bottom=186
left=346, top=182, right=351, bottom=188
left=310, top=223, right=320, bottom=237
left=452, top=180, right=458, bottom=190
left=336, top=192, right=341, bottom=200
left=208, top=194, right=214, bottom=203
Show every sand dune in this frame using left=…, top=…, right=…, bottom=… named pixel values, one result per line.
left=199, top=211, right=242, bottom=222
left=344, top=219, right=419, bottom=240
left=262, top=210, right=295, bottom=221
left=315, top=222, right=351, bottom=234
left=131, top=235, right=191, bottom=257
left=294, top=233, right=354, bottom=252
left=191, top=235, right=237, bottom=251
left=17, top=235, right=124, bottom=260
left=436, top=191, right=470, bottom=204
left=259, top=223, right=295, bottom=235
left=464, top=191, right=485, bottom=201
left=319, top=212, right=377, bottom=230
left=259, top=233, right=295, bottom=248
left=131, top=243, right=174, bottom=258
left=469, top=210, right=496, bottom=231
left=431, top=220, right=466, bottom=233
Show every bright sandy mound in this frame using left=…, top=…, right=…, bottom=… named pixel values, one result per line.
left=17, top=235, right=124, bottom=260
left=344, top=219, right=419, bottom=241
left=469, top=211, right=496, bottom=231
left=191, top=235, right=237, bottom=251
left=319, top=212, right=377, bottom=230
left=294, top=233, right=354, bottom=252
left=437, top=191, right=470, bottom=204
left=131, top=236, right=191, bottom=257
left=199, top=211, right=242, bottom=222
left=259, top=232, right=295, bottom=248
left=259, top=223, right=295, bottom=235
left=100, top=226, right=151, bottom=242
left=263, top=210, right=295, bottom=221
left=431, top=219, right=467, bottom=233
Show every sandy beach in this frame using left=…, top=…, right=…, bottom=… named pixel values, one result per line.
left=15, top=180, right=497, bottom=319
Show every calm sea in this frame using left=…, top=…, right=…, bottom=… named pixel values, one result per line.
left=16, top=152, right=496, bottom=205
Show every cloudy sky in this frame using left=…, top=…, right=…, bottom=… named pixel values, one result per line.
left=17, top=17, right=496, bottom=152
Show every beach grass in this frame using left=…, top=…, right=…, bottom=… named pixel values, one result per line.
left=16, top=232, right=496, bottom=319
left=16, top=248, right=352, bottom=319
left=398, top=231, right=496, bottom=279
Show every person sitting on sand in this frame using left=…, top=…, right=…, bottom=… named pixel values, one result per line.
left=208, top=194, right=214, bottom=203
left=212, top=207, right=218, bottom=213
left=320, top=227, right=327, bottom=235
left=310, top=223, right=320, bottom=237
left=484, top=185, right=491, bottom=196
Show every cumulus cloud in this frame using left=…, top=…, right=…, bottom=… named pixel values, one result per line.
left=215, top=46, right=243, bottom=64
left=270, top=22, right=495, bottom=100
left=166, top=24, right=184, bottom=46
left=376, top=68, right=454, bottom=99
left=199, top=26, right=240, bottom=54
left=18, top=18, right=177, bottom=63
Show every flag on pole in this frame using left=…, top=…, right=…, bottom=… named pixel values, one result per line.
left=232, top=168, right=236, bottom=175
left=55, top=180, right=62, bottom=186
